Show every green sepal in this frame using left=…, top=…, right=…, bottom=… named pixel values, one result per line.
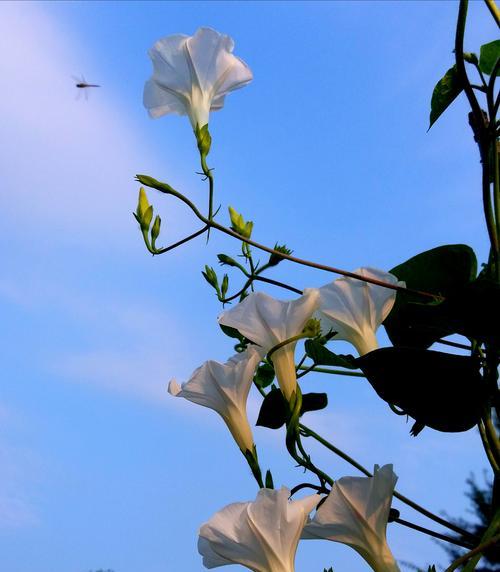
left=265, top=469, right=274, bottom=489
left=195, top=123, right=212, bottom=158
left=429, top=65, right=463, bottom=129
left=479, top=40, right=500, bottom=76
left=304, top=339, right=357, bottom=369
left=383, top=244, right=477, bottom=348
left=221, top=274, right=229, bottom=298
left=427, top=567, right=437, bottom=572
left=324, top=568, right=334, bottom=572
left=254, top=363, right=275, bottom=389
left=357, top=347, right=487, bottom=434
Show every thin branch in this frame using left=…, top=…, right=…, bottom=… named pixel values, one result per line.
left=297, top=365, right=365, bottom=378
left=299, top=423, right=479, bottom=540
left=395, top=517, right=475, bottom=550
left=137, top=175, right=442, bottom=301
left=155, top=225, right=208, bottom=255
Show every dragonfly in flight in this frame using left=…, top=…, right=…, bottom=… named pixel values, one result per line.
left=73, top=75, right=100, bottom=100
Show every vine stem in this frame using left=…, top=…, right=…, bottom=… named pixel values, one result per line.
left=298, top=423, right=478, bottom=540
left=484, top=0, right=500, bottom=26
left=450, top=508, right=500, bottom=572
left=395, top=517, right=475, bottom=550
left=137, top=175, right=442, bottom=301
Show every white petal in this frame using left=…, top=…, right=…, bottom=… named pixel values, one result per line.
left=218, top=291, right=319, bottom=351
left=148, top=34, right=191, bottom=93
left=186, top=27, right=253, bottom=98
left=303, top=465, right=400, bottom=572
left=307, top=268, right=401, bottom=356
left=198, top=488, right=319, bottom=572
left=143, top=79, right=187, bottom=119
left=168, top=348, right=261, bottom=452
left=198, top=537, right=233, bottom=569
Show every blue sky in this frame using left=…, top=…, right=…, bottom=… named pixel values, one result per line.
left=0, top=1, right=498, bottom=571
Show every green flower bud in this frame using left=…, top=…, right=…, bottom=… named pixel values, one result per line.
left=221, top=274, right=229, bottom=298
left=268, top=244, right=293, bottom=267
left=202, top=265, right=219, bottom=290
left=151, top=215, right=161, bottom=247
left=463, top=52, right=478, bottom=65
left=217, top=254, right=239, bottom=267
left=228, top=206, right=254, bottom=239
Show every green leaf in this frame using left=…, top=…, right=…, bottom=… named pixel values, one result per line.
left=357, top=347, right=487, bottom=434
left=254, top=363, right=275, bottom=389
left=304, top=339, right=357, bottom=369
left=479, top=40, right=500, bottom=76
left=429, top=65, right=463, bottom=129
left=384, top=244, right=477, bottom=348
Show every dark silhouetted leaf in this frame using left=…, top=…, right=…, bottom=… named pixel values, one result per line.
left=301, top=392, right=328, bottom=414
left=256, top=387, right=287, bottom=429
left=265, top=469, right=274, bottom=489
left=429, top=65, right=463, bottom=129
left=219, top=324, right=243, bottom=340
left=357, top=347, right=487, bottom=433
left=440, top=279, right=500, bottom=346
left=384, top=244, right=477, bottom=348
left=254, top=363, right=275, bottom=388
left=304, top=339, right=357, bottom=369
left=256, top=388, right=328, bottom=429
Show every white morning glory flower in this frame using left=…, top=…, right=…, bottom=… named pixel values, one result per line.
left=218, top=291, right=320, bottom=401
left=305, top=268, right=403, bottom=356
left=144, top=27, right=253, bottom=129
left=168, top=346, right=261, bottom=454
left=199, top=487, right=321, bottom=572
left=303, top=464, right=400, bottom=572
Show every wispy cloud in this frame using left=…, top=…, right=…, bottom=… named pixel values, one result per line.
left=0, top=1, right=193, bottom=249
